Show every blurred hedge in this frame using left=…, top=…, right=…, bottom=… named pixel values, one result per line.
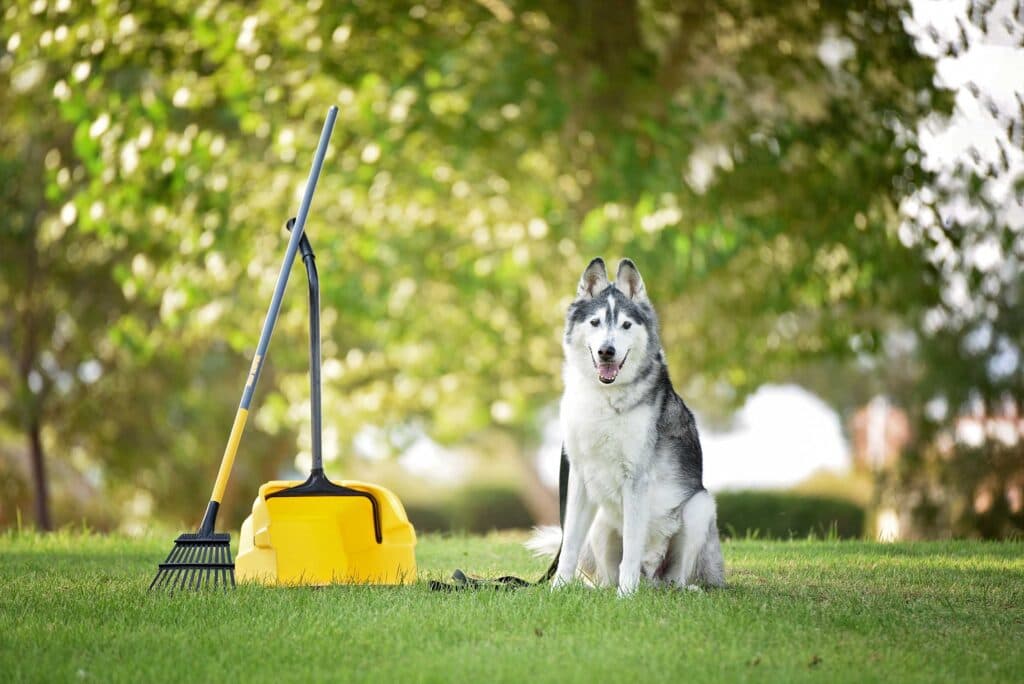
left=403, top=485, right=534, bottom=534
left=402, top=486, right=865, bottom=539
left=716, top=490, right=866, bottom=539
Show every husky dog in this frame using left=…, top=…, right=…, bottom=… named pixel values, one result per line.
left=528, top=258, right=725, bottom=596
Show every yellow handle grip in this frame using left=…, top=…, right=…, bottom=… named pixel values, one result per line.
left=210, top=408, right=248, bottom=504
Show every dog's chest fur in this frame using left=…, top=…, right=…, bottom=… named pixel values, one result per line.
left=561, top=375, right=685, bottom=538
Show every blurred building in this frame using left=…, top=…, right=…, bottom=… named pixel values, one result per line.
left=850, top=396, right=911, bottom=472
left=850, top=397, right=911, bottom=541
left=853, top=395, right=1024, bottom=540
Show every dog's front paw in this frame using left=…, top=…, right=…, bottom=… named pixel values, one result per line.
left=551, top=572, right=572, bottom=591
left=616, top=574, right=640, bottom=598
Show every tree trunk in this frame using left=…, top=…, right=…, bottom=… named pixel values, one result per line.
left=27, top=417, right=52, bottom=531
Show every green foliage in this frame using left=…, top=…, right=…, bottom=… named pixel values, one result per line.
left=717, top=490, right=866, bottom=540
left=2, top=0, right=995, bottom=533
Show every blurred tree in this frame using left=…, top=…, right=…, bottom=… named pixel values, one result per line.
left=4, top=0, right=1004, bottom=533
left=0, top=0, right=298, bottom=528
left=871, top=0, right=1024, bottom=538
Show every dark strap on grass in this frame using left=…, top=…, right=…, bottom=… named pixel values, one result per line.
left=429, top=447, right=568, bottom=592
left=428, top=569, right=534, bottom=592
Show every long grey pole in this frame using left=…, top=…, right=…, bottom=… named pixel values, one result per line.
left=239, top=105, right=337, bottom=410
left=203, top=106, right=338, bottom=521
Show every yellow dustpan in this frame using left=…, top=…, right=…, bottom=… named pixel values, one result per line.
left=235, top=178, right=415, bottom=585
left=236, top=478, right=416, bottom=585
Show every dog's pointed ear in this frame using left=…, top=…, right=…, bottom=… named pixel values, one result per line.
left=615, top=259, right=648, bottom=302
left=576, top=257, right=609, bottom=299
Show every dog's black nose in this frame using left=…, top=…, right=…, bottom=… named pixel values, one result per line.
left=598, top=344, right=616, bottom=361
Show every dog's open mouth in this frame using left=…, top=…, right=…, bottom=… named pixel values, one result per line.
left=592, top=351, right=628, bottom=384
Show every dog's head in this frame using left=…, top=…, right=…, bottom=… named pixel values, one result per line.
left=563, top=257, right=660, bottom=386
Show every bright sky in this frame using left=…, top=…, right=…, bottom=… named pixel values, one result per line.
left=698, top=385, right=849, bottom=490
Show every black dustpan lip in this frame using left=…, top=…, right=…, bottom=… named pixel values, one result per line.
left=266, top=469, right=384, bottom=544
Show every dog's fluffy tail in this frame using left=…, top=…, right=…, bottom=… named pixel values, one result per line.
left=524, top=525, right=562, bottom=558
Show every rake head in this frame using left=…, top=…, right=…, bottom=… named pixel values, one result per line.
left=149, top=531, right=235, bottom=592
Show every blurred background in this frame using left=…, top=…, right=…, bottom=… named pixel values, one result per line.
left=2, top=0, right=1022, bottom=541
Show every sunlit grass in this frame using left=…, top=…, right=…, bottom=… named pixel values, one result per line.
left=1, top=531, right=1022, bottom=682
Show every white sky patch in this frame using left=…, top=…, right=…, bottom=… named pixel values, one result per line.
left=817, top=29, right=856, bottom=70
left=398, top=434, right=471, bottom=484
left=700, top=385, right=850, bottom=490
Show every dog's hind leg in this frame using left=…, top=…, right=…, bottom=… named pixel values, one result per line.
left=694, top=517, right=726, bottom=588
left=665, top=490, right=719, bottom=588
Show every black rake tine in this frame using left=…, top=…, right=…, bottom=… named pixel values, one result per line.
left=178, top=554, right=190, bottom=592
left=151, top=568, right=165, bottom=592
left=195, top=548, right=206, bottom=589
left=171, top=568, right=183, bottom=594
left=163, top=568, right=175, bottom=591
left=192, top=549, right=202, bottom=590
left=158, top=568, right=172, bottom=591
left=148, top=568, right=163, bottom=591
left=165, top=569, right=176, bottom=594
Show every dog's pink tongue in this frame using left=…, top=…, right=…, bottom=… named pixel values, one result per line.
left=598, top=363, right=618, bottom=382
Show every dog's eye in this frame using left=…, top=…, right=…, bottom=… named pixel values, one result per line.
left=622, top=321, right=632, bottom=330
left=590, top=318, right=600, bottom=327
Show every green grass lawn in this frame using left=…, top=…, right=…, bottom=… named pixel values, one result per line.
left=1, top=531, right=1022, bottom=683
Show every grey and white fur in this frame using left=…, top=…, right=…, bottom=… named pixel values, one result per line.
left=528, top=257, right=725, bottom=596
